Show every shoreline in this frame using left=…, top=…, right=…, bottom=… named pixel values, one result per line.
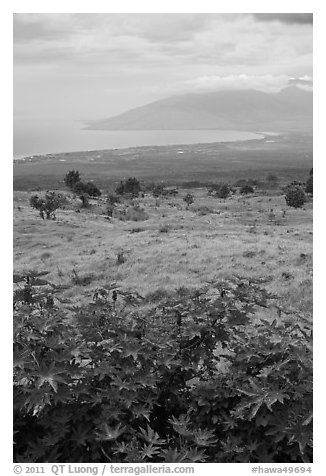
left=13, top=129, right=271, bottom=162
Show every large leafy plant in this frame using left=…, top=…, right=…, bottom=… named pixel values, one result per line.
left=13, top=275, right=312, bottom=463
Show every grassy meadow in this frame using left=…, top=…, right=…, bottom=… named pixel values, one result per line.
left=13, top=177, right=312, bottom=318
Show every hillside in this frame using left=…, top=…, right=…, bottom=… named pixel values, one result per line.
left=87, top=87, right=312, bottom=132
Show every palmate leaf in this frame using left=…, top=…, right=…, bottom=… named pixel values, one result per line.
left=35, top=362, right=68, bottom=393
left=286, top=421, right=313, bottom=455
left=140, top=443, right=161, bottom=460
left=122, top=343, right=143, bottom=361
left=169, top=414, right=192, bottom=437
left=192, top=428, right=218, bottom=447
left=160, top=448, right=188, bottom=462
left=95, top=422, right=126, bottom=441
left=139, top=425, right=166, bottom=445
left=131, top=404, right=152, bottom=422
left=183, top=447, right=209, bottom=462
left=70, top=423, right=93, bottom=447
left=13, top=349, right=33, bottom=369
left=236, top=380, right=290, bottom=414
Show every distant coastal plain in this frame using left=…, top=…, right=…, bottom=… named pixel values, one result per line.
left=13, top=121, right=263, bottom=159
left=13, top=131, right=312, bottom=192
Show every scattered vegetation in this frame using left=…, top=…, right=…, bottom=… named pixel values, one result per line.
left=30, top=191, right=66, bottom=220
left=116, top=178, right=141, bottom=197
left=305, top=169, right=313, bottom=196
left=64, top=170, right=81, bottom=189
left=183, top=193, right=194, bottom=208
left=240, top=184, right=255, bottom=194
left=284, top=183, right=306, bottom=209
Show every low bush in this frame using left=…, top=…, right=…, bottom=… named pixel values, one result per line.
left=183, top=193, right=194, bottom=208
left=30, top=191, right=66, bottom=220
left=240, top=184, right=255, bottom=194
left=305, top=176, right=313, bottom=196
left=114, top=206, right=149, bottom=222
left=116, top=178, right=141, bottom=197
left=64, top=170, right=81, bottom=189
left=14, top=275, right=312, bottom=463
left=196, top=205, right=214, bottom=216
left=284, top=184, right=306, bottom=209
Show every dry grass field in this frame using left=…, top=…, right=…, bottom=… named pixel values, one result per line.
left=13, top=185, right=312, bottom=318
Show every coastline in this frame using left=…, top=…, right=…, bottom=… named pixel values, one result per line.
left=13, top=129, right=268, bottom=162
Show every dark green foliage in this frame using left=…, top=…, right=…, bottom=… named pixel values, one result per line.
left=14, top=275, right=312, bottom=463
left=284, top=183, right=306, bottom=208
left=183, top=193, right=194, bottom=208
left=73, top=181, right=101, bottom=207
left=74, top=182, right=101, bottom=198
left=64, top=170, right=81, bottom=189
left=218, top=183, right=231, bottom=199
left=30, top=191, right=66, bottom=220
left=152, top=185, right=165, bottom=197
left=240, top=184, right=255, bottom=194
left=116, top=178, right=141, bottom=197
left=305, top=176, right=313, bottom=195
left=208, top=183, right=231, bottom=199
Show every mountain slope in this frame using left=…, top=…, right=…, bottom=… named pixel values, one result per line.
left=87, top=87, right=312, bottom=132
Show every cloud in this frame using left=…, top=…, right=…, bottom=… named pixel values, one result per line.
left=13, top=14, right=75, bottom=42
left=288, top=76, right=313, bottom=91
left=253, top=13, right=313, bottom=25
left=167, top=74, right=293, bottom=94
left=13, top=13, right=313, bottom=121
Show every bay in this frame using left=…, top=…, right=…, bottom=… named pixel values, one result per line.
left=14, top=118, right=263, bottom=159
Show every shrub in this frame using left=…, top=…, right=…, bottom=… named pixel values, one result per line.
left=64, top=170, right=80, bottom=189
left=305, top=176, right=313, bottom=195
left=115, top=206, right=148, bottom=222
left=74, top=181, right=101, bottom=198
left=152, top=185, right=165, bottom=197
left=183, top=193, right=194, bottom=208
left=30, top=191, right=66, bottom=220
left=73, top=181, right=101, bottom=207
left=196, top=205, right=214, bottom=216
left=285, top=184, right=306, bottom=208
left=240, top=184, right=255, bottom=194
left=217, top=183, right=230, bottom=199
left=116, top=251, right=126, bottom=265
left=14, top=276, right=312, bottom=463
left=116, top=178, right=141, bottom=197
left=209, top=183, right=231, bottom=199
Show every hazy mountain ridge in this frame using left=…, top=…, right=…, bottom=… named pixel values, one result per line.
left=87, top=87, right=312, bottom=132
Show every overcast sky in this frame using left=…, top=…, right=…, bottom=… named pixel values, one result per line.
left=13, top=13, right=313, bottom=122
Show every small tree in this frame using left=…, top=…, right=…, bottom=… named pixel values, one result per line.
left=183, top=193, right=194, bottom=208
left=64, top=170, right=80, bottom=189
left=240, top=184, right=254, bottom=194
left=30, top=191, right=66, bottom=220
left=73, top=181, right=101, bottom=207
left=305, top=171, right=313, bottom=195
left=285, top=184, right=306, bottom=208
left=116, top=178, right=141, bottom=197
left=218, top=183, right=230, bottom=199
left=83, top=182, right=101, bottom=197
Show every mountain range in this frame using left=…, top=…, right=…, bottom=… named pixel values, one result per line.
left=87, top=86, right=312, bottom=132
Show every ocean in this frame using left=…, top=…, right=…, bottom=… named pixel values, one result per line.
left=13, top=118, right=263, bottom=159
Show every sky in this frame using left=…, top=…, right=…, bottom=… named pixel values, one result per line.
left=13, top=13, right=313, bottom=122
